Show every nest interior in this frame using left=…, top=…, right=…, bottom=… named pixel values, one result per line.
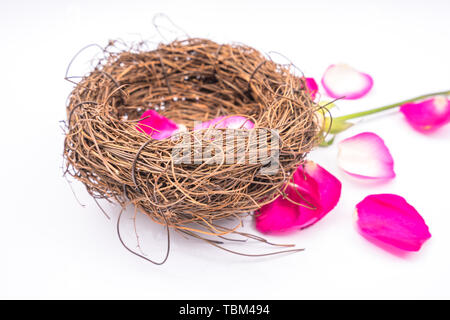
left=64, top=38, right=320, bottom=238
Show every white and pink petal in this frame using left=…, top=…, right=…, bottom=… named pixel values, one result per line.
left=321, top=64, right=373, bottom=100
left=338, top=132, right=395, bottom=180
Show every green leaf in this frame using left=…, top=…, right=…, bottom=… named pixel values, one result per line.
left=319, top=135, right=336, bottom=147
left=323, top=118, right=354, bottom=134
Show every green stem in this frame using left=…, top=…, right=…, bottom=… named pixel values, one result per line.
left=333, top=90, right=450, bottom=122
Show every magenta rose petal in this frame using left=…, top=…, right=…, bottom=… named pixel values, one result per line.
left=254, top=196, right=302, bottom=234
left=194, top=116, right=255, bottom=130
left=136, top=109, right=179, bottom=140
left=255, top=161, right=342, bottom=233
left=400, top=96, right=450, bottom=133
left=338, top=132, right=395, bottom=180
left=356, top=194, right=431, bottom=251
left=290, top=161, right=342, bottom=228
left=304, top=77, right=318, bottom=100
left=321, top=64, right=373, bottom=100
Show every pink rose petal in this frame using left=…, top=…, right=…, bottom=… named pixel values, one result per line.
left=304, top=77, right=318, bottom=100
left=253, top=195, right=301, bottom=234
left=321, top=64, right=373, bottom=100
left=255, top=161, right=342, bottom=233
left=338, top=132, right=395, bottom=180
left=290, top=161, right=343, bottom=228
left=136, top=110, right=179, bottom=140
left=400, top=96, right=450, bottom=133
left=194, top=116, right=255, bottom=130
left=356, top=194, right=431, bottom=251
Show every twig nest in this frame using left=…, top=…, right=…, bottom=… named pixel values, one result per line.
left=64, top=38, right=320, bottom=237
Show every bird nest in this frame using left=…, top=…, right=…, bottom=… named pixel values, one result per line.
left=63, top=38, right=321, bottom=260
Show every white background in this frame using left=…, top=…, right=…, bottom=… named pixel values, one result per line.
left=1, top=0, right=449, bottom=299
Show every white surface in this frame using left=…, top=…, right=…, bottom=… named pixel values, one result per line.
left=1, top=0, right=450, bottom=299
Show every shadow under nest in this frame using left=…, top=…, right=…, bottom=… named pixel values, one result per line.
left=64, top=38, right=321, bottom=261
